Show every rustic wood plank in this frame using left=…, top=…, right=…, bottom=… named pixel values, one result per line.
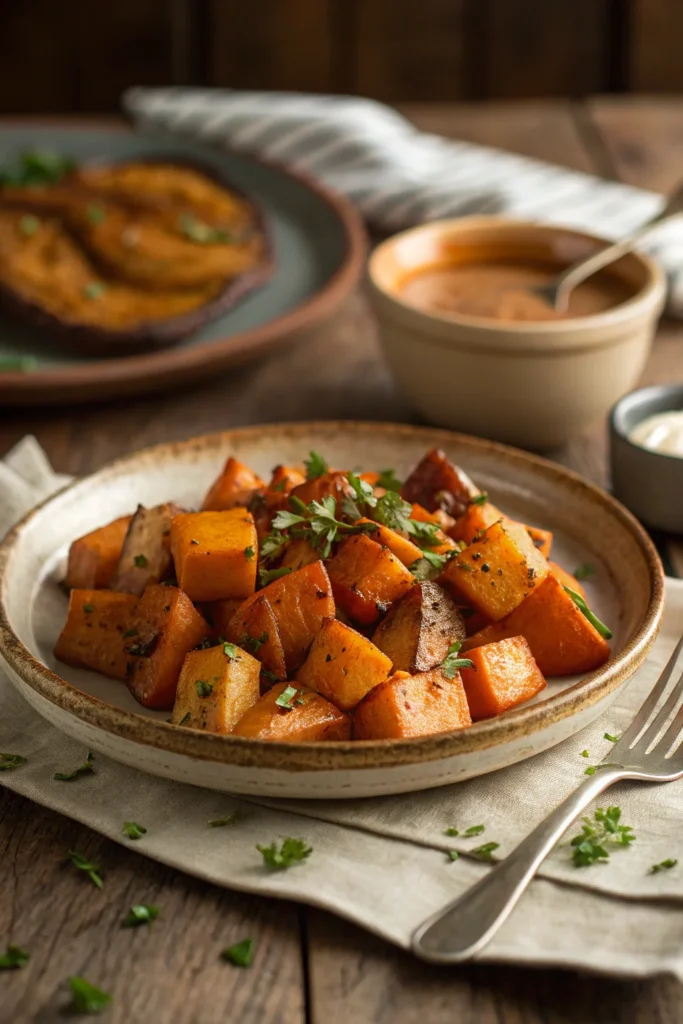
left=206, top=0, right=335, bottom=93
left=352, top=0, right=467, bottom=101
left=630, top=0, right=683, bottom=94
left=587, top=96, right=683, bottom=193
left=0, top=788, right=305, bottom=1024
left=307, top=910, right=682, bottom=1024
left=0, top=0, right=178, bottom=114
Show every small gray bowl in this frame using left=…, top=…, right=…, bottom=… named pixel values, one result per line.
left=610, top=384, right=683, bottom=533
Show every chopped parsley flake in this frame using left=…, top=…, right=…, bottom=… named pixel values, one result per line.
left=574, top=563, right=596, bottom=580
left=473, top=842, right=499, bottom=861
left=463, top=824, right=485, bottom=837
left=54, top=750, right=94, bottom=781
left=445, top=827, right=459, bottom=837
left=222, top=938, right=255, bottom=967
left=0, top=752, right=26, bottom=771
left=123, top=904, right=159, bottom=927
left=83, top=602, right=95, bottom=613
left=83, top=281, right=106, bottom=300
left=122, top=821, right=147, bottom=840
left=241, top=631, right=268, bottom=654
left=257, top=837, right=312, bottom=870
left=19, top=214, right=39, bottom=236
left=604, top=732, right=620, bottom=743
left=0, top=945, right=30, bottom=970
left=651, top=858, right=678, bottom=874
left=580, top=749, right=590, bottom=758
left=133, top=553, right=148, bottom=568
left=195, top=679, right=213, bottom=698
left=87, top=204, right=106, bottom=225
left=569, top=806, right=635, bottom=867
left=448, top=850, right=459, bottom=862
left=208, top=814, right=239, bottom=827
left=178, top=712, right=191, bottom=726
left=440, top=641, right=474, bottom=679
left=258, top=565, right=292, bottom=587
left=470, top=492, right=488, bottom=506
left=563, top=586, right=613, bottom=639
left=68, top=850, right=103, bottom=888
left=244, top=545, right=255, bottom=560
left=67, top=976, right=112, bottom=1014
left=223, top=642, right=238, bottom=660
left=275, top=685, right=302, bottom=710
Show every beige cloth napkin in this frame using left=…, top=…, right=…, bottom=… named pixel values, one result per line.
left=1, top=436, right=683, bottom=980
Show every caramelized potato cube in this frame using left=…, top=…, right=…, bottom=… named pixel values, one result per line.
left=462, top=574, right=611, bottom=676
left=232, top=682, right=351, bottom=741
left=295, top=617, right=392, bottom=711
left=401, top=448, right=473, bottom=517
left=326, top=534, right=414, bottom=625
left=226, top=594, right=287, bottom=684
left=54, top=589, right=138, bottom=680
left=449, top=501, right=504, bottom=544
left=372, top=581, right=465, bottom=673
left=230, top=561, right=335, bottom=673
left=355, top=518, right=423, bottom=567
left=202, top=456, right=265, bottom=511
left=440, top=519, right=549, bottom=621
left=127, top=584, right=209, bottom=709
left=171, top=509, right=258, bottom=602
left=171, top=643, right=260, bottom=733
left=112, top=502, right=183, bottom=595
left=65, top=515, right=132, bottom=590
left=353, top=668, right=472, bottom=739
left=460, top=636, right=546, bottom=719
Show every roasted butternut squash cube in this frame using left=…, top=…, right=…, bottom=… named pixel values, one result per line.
left=226, top=594, right=287, bottom=684
left=288, top=471, right=354, bottom=513
left=280, top=537, right=321, bottom=571
left=171, top=643, right=260, bottom=733
left=295, top=617, right=392, bottom=711
left=127, top=584, right=209, bottom=709
left=171, top=509, right=258, bottom=602
left=65, top=515, right=132, bottom=590
left=549, top=561, right=586, bottom=599
left=112, top=502, right=183, bottom=595
left=353, top=668, right=472, bottom=740
left=449, top=501, right=504, bottom=544
left=523, top=524, right=553, bottom=559
left=232, top=682, right=351, bottom=741
left=372, top=581, right=465, bottom=673
left=460, top=635, right=546, bottom=719
left=409, top=504, right=458, bottom=554
left=268, top=464, right=306, bottom=493
left=355, top=518, right=422, bottom=567
left=230, top=561, right=335, bottom=673
left=462, top=573, right=611, bottom=676
left=326, top=534, right=414, bottom=625
left=440, top=519, right=549, bottom=621
left=401, top=448, right=472, bottom=517
left=202, top=598, right=243, bottom=639
left=202, top=456, right=265, bottom=511
left=54, top=589, right=138, bottom=680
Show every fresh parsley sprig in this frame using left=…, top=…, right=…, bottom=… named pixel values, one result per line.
left=257, top=837, right=312, bottom=870
left=569, top=806, right=635, bottom=867
left=440, top=641, right=474, bottom=679
left=304, top=450, right=329, bottom=480
left=122, top=821, right=147, bottom=840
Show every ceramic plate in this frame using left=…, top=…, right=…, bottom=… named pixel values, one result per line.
left=0, top=423, right=664, bottom=799
left=0, top=123, right=365, bottom=406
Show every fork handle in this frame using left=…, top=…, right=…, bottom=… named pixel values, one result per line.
left=412, top=766, right=635, bottom=963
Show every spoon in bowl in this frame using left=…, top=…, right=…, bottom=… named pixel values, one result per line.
left=533, top=181, right=683, bottom=314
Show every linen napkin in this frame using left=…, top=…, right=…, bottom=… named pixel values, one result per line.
left=124, top=87, right=683, bottom=314
left=2, top=436, right=683, bottom=980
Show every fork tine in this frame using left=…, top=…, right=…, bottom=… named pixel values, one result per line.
left=631, top=665, right=683, bottom=753
left=652, top=696, right=683, bottom=759
left=612, top=636, right=683, bottom=753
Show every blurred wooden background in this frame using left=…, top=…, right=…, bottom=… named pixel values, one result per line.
left=1, top=0, right=682, bottom=112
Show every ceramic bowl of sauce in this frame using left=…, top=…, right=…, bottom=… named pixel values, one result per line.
left=367, top=216, right=666, bottom=448
left=610, top=384, right=683, bottom=533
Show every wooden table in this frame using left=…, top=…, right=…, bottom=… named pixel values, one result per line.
left=2, top=98, right=682, bottom=1023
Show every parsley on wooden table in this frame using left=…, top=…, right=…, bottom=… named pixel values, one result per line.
left=0, top=752, right=26, bottom=771
left=257, top=837, right=312, bottom=870
left=68, top=851, right=103, bottom=888
left=0, top=945, right=30, bottom=969
left=222, top=937, right=255, bottom=967
left=123, top=904, right=159, bottom=928
left=67, top=976, right=112, bottom=1014
left=440, top=641, right=474, bottom=678
left=569, top=806, right=635, bottom=867
left=122, top=821, right=147, bottom=840
left=54, top=750, right=94, bottom=781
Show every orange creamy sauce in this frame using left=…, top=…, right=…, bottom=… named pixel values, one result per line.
left=398, top=261, right=634, bottom=322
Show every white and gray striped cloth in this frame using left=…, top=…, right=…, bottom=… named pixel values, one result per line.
left=124, top=87, right=683, bottom=314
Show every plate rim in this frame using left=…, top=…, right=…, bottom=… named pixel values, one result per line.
left=0, top=120, right=367, bottom=404
left=0, top=422, right=665, bottom=773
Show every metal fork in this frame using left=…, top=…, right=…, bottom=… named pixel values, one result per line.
left=412, top=636, right=683, bottom=964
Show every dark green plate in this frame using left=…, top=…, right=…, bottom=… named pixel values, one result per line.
left=0, top=123, right=365, bottom=405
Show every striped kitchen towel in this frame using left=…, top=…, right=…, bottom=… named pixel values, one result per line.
left=123, top=87, right=683, bottom=314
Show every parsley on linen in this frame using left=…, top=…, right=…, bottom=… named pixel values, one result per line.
left=0, top=753, right=26, bottom=771
left=651, top=859, right=678, bottom=874
left=54, top=750, right=94, bottom=781
left=257, top=837, right=312, bottom=870
left=473, top=842, right=499, bottom=861
left=122, top=821, right=147, bottom=840
left=569, top=806, right=635, bottom=867
left=209, top=814, right=239, bottom=827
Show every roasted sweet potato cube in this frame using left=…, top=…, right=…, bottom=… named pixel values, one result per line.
left=295, top=617, right=392, bottom=711
left=268, top=465, right=306, bottom=493
left=372, top=581, right=466, bottom=673
left=401, top=449, right=472, bottom=517
left=280, top=537, right=321, bottom=571
left=65, top=515, right=132, bottom=590
left=230, top=561, right=335, bottom=673
left=201, top=598, right=243, bottom=639
left=232, top=682, right=351, bottom=741
left=54, top=589, right=138, bottom=680
left=409, top=504, right=458, bottom=554
left=202, top=456, right=265, bottom=511
left=460, top=636, right=546, bottom=719
left=449, top=501, right=504, bottom=544
left=524, top=525, right=553, bottom=559
left=462, top=574, right=611, bottom=676
left=353, top=668, right=472, bottom=739
left=127, top=584, right=209, bottom=709
left=326, top=534, right=414, bottom=625
left=440, top=519, right=549, bottom=621
left=171, top=643, right=260, bottom=733
left=288, top=471, right=354, bottom=513
left=225, top=594, right=287, bottom=684
left=112, top=502, right=183, bottom=595
left=355, top=518, right=422, bottom=567
left=549, top=561, right=586, bottom=599
left=171, top=509, right=258, bottom=602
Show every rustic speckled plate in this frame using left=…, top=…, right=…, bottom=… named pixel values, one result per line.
left=0, top=422, right=664, bottom=799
